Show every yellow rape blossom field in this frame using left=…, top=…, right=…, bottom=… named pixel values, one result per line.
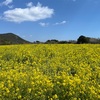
left=0, top=44, right=100, bottom=100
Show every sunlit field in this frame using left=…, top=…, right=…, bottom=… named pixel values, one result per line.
left=0, top=44, right=100, bottom=100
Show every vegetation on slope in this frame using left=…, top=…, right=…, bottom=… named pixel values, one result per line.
left=0, top=33, right=30, bottom=45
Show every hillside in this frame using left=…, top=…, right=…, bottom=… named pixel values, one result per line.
left=0, top=33, right=31, bottom=45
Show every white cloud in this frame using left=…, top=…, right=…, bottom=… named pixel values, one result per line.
left=54, top=21, right=67, bottom=25
left=72, top=0, right=76, bottom=2
left=2, top=2, right=54, bottom=23
left=39, top=22, right=49, bottom=27
left=29, top=35, right=33, bottom=37
left=61, top=21, right=66, bottom=24
left=8, top=5, right=14, bottom=8
left=26, top=2, right=33, bottom=7
left=1, top=0, right=13, bottom=6
left=0, top=0, right=13, bottom=8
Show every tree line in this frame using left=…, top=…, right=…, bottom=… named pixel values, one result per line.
left=34, top=35, right=100, bottom=44
left=0, top=33, right=100, bottom=45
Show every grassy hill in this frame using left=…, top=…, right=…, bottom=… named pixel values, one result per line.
left=0, top=33, right=31, bottom=45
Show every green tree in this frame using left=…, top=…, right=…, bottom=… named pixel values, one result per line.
left=77, top=35, right=90, bottom=44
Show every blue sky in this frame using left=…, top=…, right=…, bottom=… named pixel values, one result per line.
left=0, top=0, right=100, bottom=42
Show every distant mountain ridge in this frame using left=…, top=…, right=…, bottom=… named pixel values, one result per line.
left=0, top=33, right=31, bottom=45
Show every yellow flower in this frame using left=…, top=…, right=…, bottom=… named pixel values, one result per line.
left=28, top=88, right=31, bottom=93
left=6, top=88, right=10, bottom=93
left=53, top=94, right=58, bottom=99
left=62, top=82, right=66, bottom=86
left=18, top=95, right=22, bottom=99
left=16, top=88, right=19, bottom=92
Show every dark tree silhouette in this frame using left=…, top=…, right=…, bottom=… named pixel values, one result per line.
left=77, top=35, right=90, bottom=44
